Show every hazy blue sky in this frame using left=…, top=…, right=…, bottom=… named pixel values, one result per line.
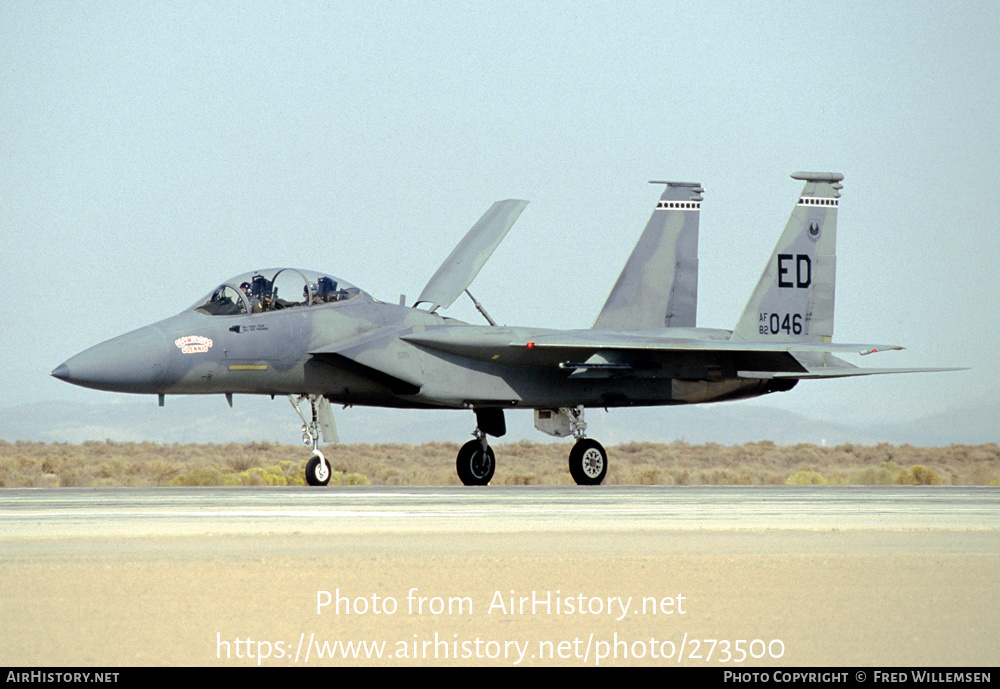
left=3, top=1, right=997, bottom=443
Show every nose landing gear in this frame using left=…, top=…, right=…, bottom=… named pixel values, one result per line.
left=290, top=394, right=338, bottom=486
left=305, top=451, right=331, bottom=486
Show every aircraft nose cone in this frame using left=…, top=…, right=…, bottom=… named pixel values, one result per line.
left=52, top=326, right=169, bottom=393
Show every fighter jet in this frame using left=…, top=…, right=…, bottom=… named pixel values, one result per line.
left=52, top=172, right=956, bottom=486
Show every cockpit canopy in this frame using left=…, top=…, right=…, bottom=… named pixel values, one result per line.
left=193, top=268, right=362, bottom=316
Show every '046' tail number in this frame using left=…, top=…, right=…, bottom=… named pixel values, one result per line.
left=758, top=312, right=803, bottom=336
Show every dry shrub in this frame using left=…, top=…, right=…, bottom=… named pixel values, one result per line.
left=849, top=465, right=897, bottom=485
left=912, top=465, right=944, bottom=485
left=786, top=470, right=827, bottom=485
left=0, top=439, right=997, bottom=486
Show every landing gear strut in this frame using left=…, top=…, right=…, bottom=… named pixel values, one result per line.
left=290, top=394, right=337, bottom=486
left=535, top=406, right=608, bottom=485
left=456, top=408, right=504, bottom=486
left=456, top=433, right=496, bottom=486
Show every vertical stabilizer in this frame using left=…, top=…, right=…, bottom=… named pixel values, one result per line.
left=731, top=172, right=843, bottom=342
left=593, top=181, right=702, bottom=329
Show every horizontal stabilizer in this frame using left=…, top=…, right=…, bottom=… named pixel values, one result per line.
left=416, top=199, right=528, bottom=312
left=739, top=367, right=967, bottom=380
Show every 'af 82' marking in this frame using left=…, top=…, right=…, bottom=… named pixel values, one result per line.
left=758, top=313, right=803, bottom=336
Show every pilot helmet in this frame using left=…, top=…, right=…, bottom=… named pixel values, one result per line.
left=316, top=276, right=337, bottom=299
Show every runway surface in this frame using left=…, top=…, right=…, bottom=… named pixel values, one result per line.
left=2, top=486, right=998, bottom=666
left=3, top=485, right=998, bottom=538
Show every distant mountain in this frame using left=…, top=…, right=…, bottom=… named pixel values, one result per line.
left=2, top=395, right=996, bottom=447
left=593, top=401, right=999, bottom=446
left=860, top=403, right=1000, bottom=446
left=0, top=397, right=472, bottom=446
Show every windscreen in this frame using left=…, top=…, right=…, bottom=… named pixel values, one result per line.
left=192, top=268, right=360, bottom=315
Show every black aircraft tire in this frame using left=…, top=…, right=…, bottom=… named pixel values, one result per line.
left=569, top=439, right=608, bottom=485
left=456, top=440, right=495, bottom=486
left=305, top=454, right=332, bottom=486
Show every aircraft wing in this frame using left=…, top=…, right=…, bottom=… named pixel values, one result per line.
left=401, top=327, right=959, bottom=378
left=507, top=331, right=902, bottom=355
left=403, top=327, right=899, bottom=357
left=415, top=199, right=529, bottom=312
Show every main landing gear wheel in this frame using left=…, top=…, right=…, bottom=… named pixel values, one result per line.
left=569, top=438, right=607, bottom=486
left=456, top=439, right=496, bottom=486
left=305, top=451, right=332, bottom=486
